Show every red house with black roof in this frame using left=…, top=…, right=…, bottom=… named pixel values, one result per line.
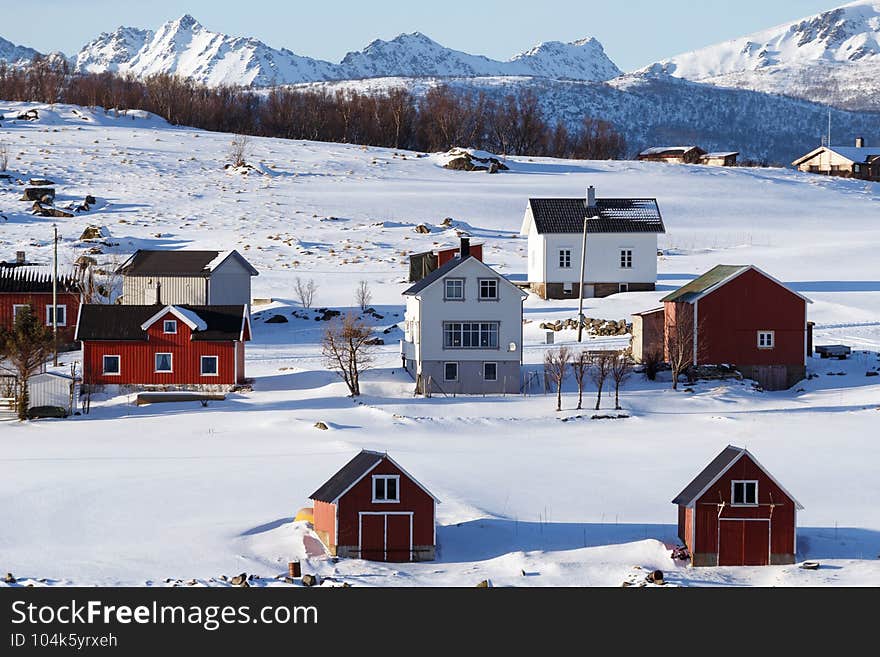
left=76, top=304, right=251, bottom=389
left=674, top=446, right=802, bottom=567
left=0, top=265, right=83, bottom=346
left=310, top=450, right=438, bottom=562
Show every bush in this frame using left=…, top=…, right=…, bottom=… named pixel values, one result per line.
left=643, top=351, right=663, bottom=381
left=27, top=406, right=67, bottom=419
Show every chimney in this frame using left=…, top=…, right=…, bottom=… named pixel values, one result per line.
left=460, top=237, right=471, bottom=258
left=856, top=136, right=865, bottom=148
left=586, top=186, right=597, bottom=208
left=15, top=251, right=25, bottom=265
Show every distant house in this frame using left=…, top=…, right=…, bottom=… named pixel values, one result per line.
left=630, top=307, right=664, bottom=363
left=118, top=250, right=258, bottom=308
left=521, top=187, right=666, bottom=300
left=76, top=304, right=251, bottom=389
left=792, top=138, right=880, bottom=181
left=0, top=263, right=83, bottom=346
left=660, top=265, right=811, bottom=390
left=409, top=241, right=484, bottom=283
left=401, top=239, right=527, bottom=395
left=638, top=146, right=706, bottom=164
left=310, top=450, right=438, bottom=562
left=673, top=445, right=802, bottom=567
left=700, top=151, right=739, bottom=167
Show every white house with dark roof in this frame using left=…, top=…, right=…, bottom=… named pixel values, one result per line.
left=401, top=239, right=527, bottom=395
left=520, top=186, right=666, bottom=299
left=792, top=137, right=880, bottom=181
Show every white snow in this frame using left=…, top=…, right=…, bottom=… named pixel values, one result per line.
left=1, top=102, right=880, bottom=587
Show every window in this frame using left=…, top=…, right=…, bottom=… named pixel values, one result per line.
left=444, top=362, right=459, bottom=381
left=102, top=355, right=121, bottom=376
left=757, top=331, right=775, bottom=349
left=732, top=481, right=758, bottom=506
left=619, top=283, right=629, bottom=293
left=372, top=475, right=400, bottom=503
left=163, top=320, right=177, bottom=334
left=12, top=304, right=30, bottom=321
left=443, top=322, right=499, bottom=349
left=483, top=362, right=497, bottom=381
left=479, top=279, right=498, bottom=300
left=563, top=282, right=573, bottom=295
left=559, top=249, right=572, bottom=269
left=620, top=249, right=633, bottom=269
left=45, top=305, right=67, bottom=326
left=200, top=355, right=219, bottom=376
left=444, top=278, right=464, bottom=301
left=155, top=353, right=173, bottom=373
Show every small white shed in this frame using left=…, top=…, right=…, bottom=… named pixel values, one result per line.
left=28, top=372, right=77, bottom=414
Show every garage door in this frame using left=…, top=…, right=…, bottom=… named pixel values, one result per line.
left=359, top=513, right=413, bottom=562
left=718, top=520, right=770, bottom=566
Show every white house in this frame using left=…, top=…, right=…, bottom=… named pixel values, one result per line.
left=401, top=239, right=527, bottom=395
left=791, top=138, right=880, bottom=181
left=520, top=187, right=666, bottom=300
left=118, top=250, right=259, bottom=308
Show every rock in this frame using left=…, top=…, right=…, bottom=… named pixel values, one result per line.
left=365, top=338, right=385, bottom=346
left=475, top=579, right=491, bottom=588
left=29, top=178, right=55, bottom=186
left=314, top=422, right=329, bottom=431
left=284, top=576, right=296, bottom=584
left=867, top=371, right=879, bottom=377
left=265, top=314, right=288, bottom=324
left=186, top=579, right=198, bottom=586
left=3, top=572, right=15, bottom=584
left=21, top=187, right=54, bottom=202
left=85, top=195, right=97, bottom=205
left=440, top=217, right=454, bottom=227
left=31, top=202, right=73, bottom=218
left=301, top=574, right=319, bottom=587
left=646, top=570, right=664, bottom=585
left=414, top=223, right=431, bottom=234
left=79, top=225, right=109, bottom=241
left=230, top=573, right=248, bottom=586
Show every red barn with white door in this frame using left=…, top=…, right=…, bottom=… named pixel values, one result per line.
left=310, top=450, right=438, bottom=562
left=673, top=446, right=802, bottom=567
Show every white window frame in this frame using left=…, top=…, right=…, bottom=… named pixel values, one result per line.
left=102, top=354, right=121, bottom=376
left=443, top=322, right=500, bottom=350
left=163, top=319, right=178, bottom=334
left=200, top=355, right=219, bottom=377
left=372, top=474, right=401, bottom=503
left=12, top=304, right=30, bottom=321
left=757, top=331, right=775, bottom=349
left=444, top=278, right=465, bottom=301
left=444, top=362, right=459, bottom=382
left=154, top=352, right=173, bottom=373
left=483, top=362, right=498, bottom=381
left=45, top=304, right=67, bottom=327
left=731, top=480, right=759, bottom=507
left=620, top=249, right=633, bottom=269
left=478, top=278, right=499, bottom=301
left=558, top=249, right=572, bottom=269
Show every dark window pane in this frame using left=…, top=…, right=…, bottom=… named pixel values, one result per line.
left=387, top=478, right=397, bottom=501
left=374, top=478, right=385, bottom=500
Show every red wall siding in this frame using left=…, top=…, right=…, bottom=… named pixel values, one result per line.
left=663, top=301, right=694, bottom=363
left=692, top=455, right=796, bottom=559
left=312, top=500, right=337, bottom=547
left=336, top=459, right=435, bottom=550
left=437, top=244, right=483, bottom=267
left=236, top=341, right=246, bottom=383
left=82, top=311, right=237, bottom=385
left=0, top=292, right=81, bottom=343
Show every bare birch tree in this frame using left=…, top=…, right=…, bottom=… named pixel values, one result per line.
left=544, top=346, right=571, bottom=412
left=229, top=134, right=250, bottom=168
left=610, top=349, right=634, bottom=410
left=356, top=280, right=372, bottom=312
left=589, top=351, right=614, bottom=411
left=294, top=277, right=317, bottom=309
left=665, top=304, right=698, bottom=390
left=571, top=350, right=591, bottom=411
left=322, top=313, right=376, bottom=397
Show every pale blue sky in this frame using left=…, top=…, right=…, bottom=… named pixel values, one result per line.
left=5, top=0, right=840, bottom=71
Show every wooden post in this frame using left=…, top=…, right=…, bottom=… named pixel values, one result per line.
left=288, top=561, right=301, bottom=578
left=52, top=224, right=58, bottom=366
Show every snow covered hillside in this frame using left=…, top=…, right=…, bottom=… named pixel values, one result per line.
left=647, top=0, right=880, bottom=111
left=1, top=103, right=879, bottom=587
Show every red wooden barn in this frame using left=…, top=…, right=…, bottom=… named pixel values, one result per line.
left=310, top=450, right=438, bottom=562
left=673, top=446, right=802, bottom=567
left=661, top=265, right=812, bottom=390
left=76, top=304, right=250, bottom=388
left=0, top=266, right=82, bottom=346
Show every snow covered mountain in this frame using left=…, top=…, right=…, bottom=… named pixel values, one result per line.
left=0, top=35, right=40, bottom=66
left=74, top=27, right=154, bottom=74
left=647, top=0, right=880, bottom=110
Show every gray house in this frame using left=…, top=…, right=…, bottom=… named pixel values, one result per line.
left=118, top=250, right=258, bottom=308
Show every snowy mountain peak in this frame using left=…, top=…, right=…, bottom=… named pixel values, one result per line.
left=0, top=35, right=40, bottom=66
left=74, top=26, right=154, bottom=74
left=509, top=37, right=621, bottom=80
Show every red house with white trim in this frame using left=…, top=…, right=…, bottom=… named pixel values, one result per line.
left=661, top=265, right=812, bottom=390
left=76, top=304, right=250, bottom=389
left=310, top=450, right=438, bottom=562
left=673, top=445, right=802, bottom=567
left=0, top=266, right=82, bottom=346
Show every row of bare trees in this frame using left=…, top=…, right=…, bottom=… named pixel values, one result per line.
left=544, top=347, right=633, bottom=412
left=0, top=58, right=627, bottom=159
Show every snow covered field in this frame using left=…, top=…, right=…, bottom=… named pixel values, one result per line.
left=1, top=102, right=879, bottom=587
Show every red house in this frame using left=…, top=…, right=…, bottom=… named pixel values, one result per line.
left=661, top=265, right=812, bottom=390
left=673, top=445, right=802, bottom=567
left=0, top=266, right=83, bottom=346
left=76, top=304, right=250, bottom=388
left=310, top=450, right=438, bottom=562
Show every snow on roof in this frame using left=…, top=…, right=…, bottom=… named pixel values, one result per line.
left=171, top=306, right=208, bottom=331
left=639, top=146, right=700, bottom=156
left=826, top=145, right=880, bottom=161
left=702, top=152, right=739, bottom=158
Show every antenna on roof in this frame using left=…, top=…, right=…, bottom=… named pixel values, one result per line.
left=827, top=109, right=832, bottom=148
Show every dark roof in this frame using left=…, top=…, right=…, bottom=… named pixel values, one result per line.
left=639, top=146, right=706, bottom=157
left=75, top=304, right=246, bottom=341
left=660, top=265, right=748, bottom=303
left=310, top=450, right=385, bottom=503
left=118, top=250, right=258, bottom=276
left=0, top=267, right=81, bottom=294
left=672, top=446, right=744, bottom=506
left=528, top=198, right=665, bottom=234
left=402, top=255, right=473, bottom=296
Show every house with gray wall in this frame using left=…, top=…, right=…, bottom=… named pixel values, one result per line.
left=118, top=250, right=258, bottom=308
left=401, top=239, right=527, bottom=395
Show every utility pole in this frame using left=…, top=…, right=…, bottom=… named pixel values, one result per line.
left=577, top=186, right=596, bottom=342
left=52, top=224, right=58, bottom=367
left=827, top=109, right=832, bottom=148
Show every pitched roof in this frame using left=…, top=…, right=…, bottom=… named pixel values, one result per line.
left=661, top=265, right=812, bottom=304
left=792, top=145, right=880, bottom=166
left=310, top=450, right=386, bottom=503
left=672, top=445, right=803, bottom=509
left=75, top=304, right=248, bottom=342
left=639, top=146, right=705, bottom=157
left=527, top=198, right=665, bottom=235
left=701, top=152, right=739, bottom=158
left=118, top=250, right=258, bottom=276
left=0, top=266, right=82, bottom=294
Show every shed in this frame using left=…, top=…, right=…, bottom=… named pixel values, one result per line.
left=310, top=450, right=438, bottom=562
left=28, top=372, right=78, bottom=415
left=673, top=445, right=802, bottom=567
left=631, top=307, right=664, bottom=362
left=638, top=146, right=706, bottom=164
left=700, top=152, right=739, bottom=167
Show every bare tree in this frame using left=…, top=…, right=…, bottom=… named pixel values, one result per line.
left=610, top=349, right=634, bottom=410
left=0, top=306, right=54, bottom=420
left=356, top=280, right=372, bottom=312
left=322, top=313, right=377, bottom=396
left=589, top=351, right=614, bottom=411
left=642, top=350, right=663, bottom=381
left=294, top=277, right=317, bottom=310
left=229, top=134, right=250, bottom=168
left=544, top=346, right=571, bottom=412
left=571, top=350, right=591, bottom=411
left=0, top=141, right=8, bottom=172
left=665, top=303, right=699, bottom=390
